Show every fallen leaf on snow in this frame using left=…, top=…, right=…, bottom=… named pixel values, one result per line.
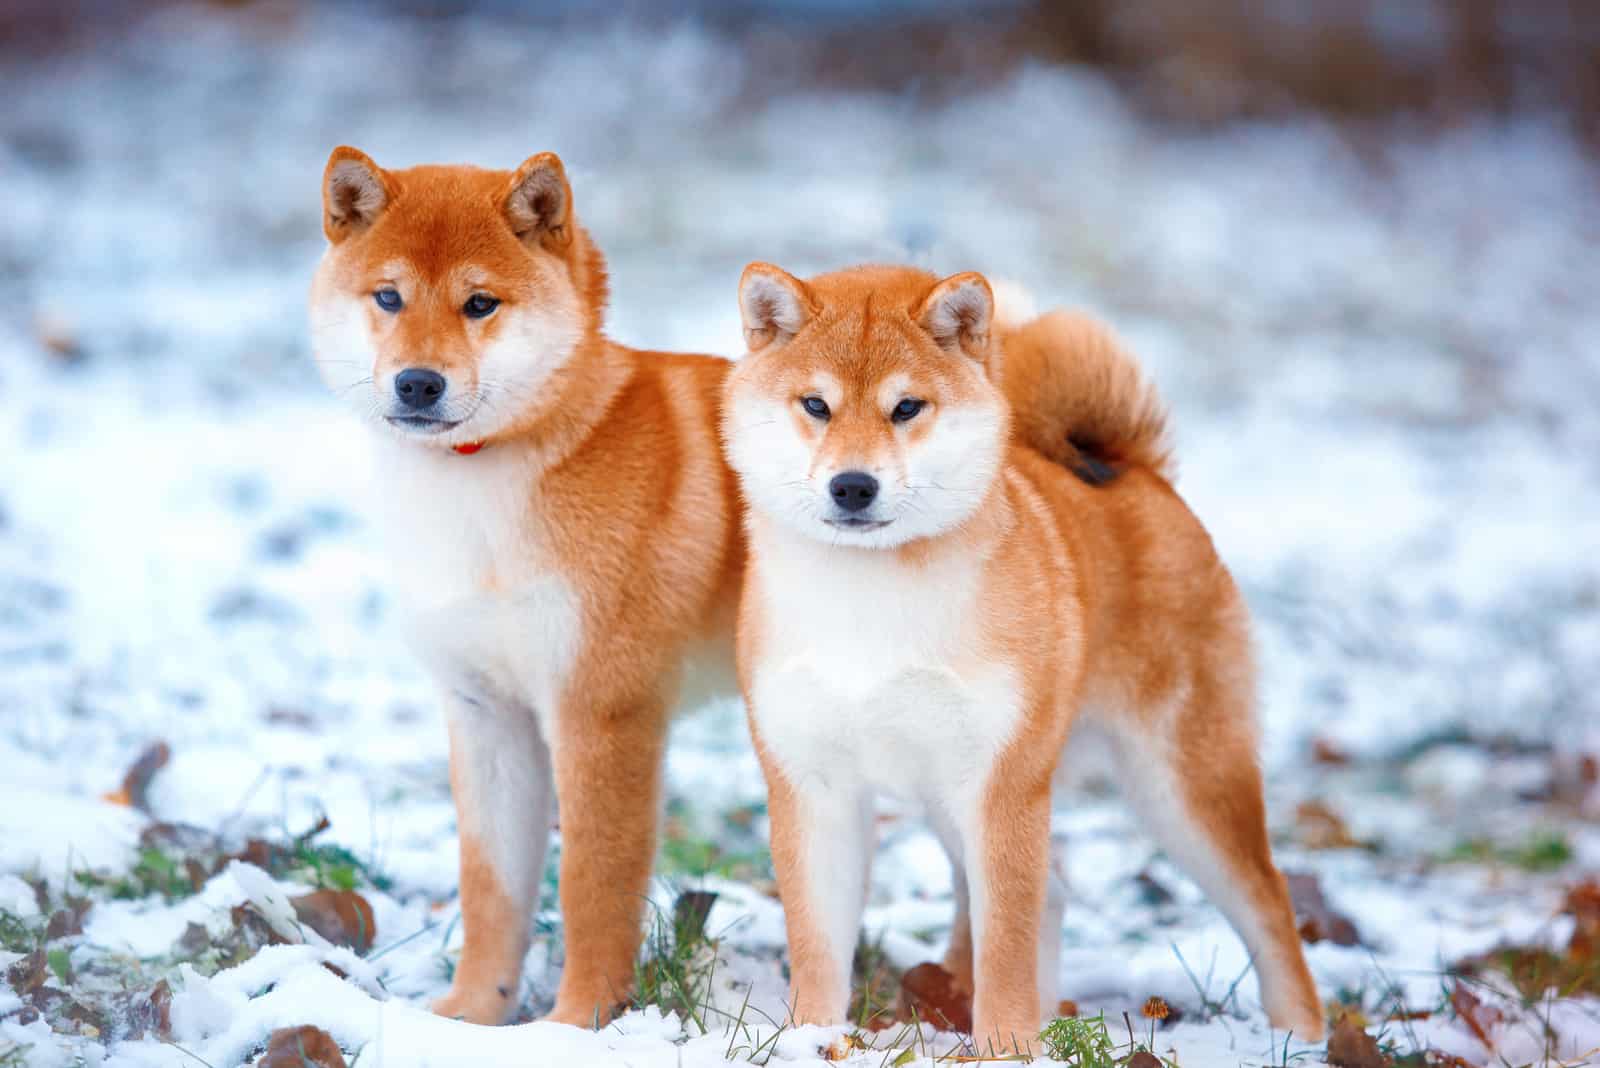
left=1565, top=877, right=1599, bottom=961
left=27, top=986, right=107, bottom=1034
left=672, top=889, right=718, bottom=942
left=44, top=898, right=91, bottom=941
left=257, top=1025, right=348, bottom=1068
left=1312, top=737, right=1352, bottom=765
left=231, top=903, right=292, bottom=951
left=1286, top=871, right=1362, bottom=946
left=1449, top=984, right=1502, bottom=1052
left=291, top=889, right=376, bottom=953
left=1326, top=1015, right=1391, bottom=1068
left=5, top=949, right=48, bottom=995
left=1294, top=800, right=1368, bottom=851
left=126, top=979, right=173, bottom=1040
left=102, top=741, right=171, bottom=812
left=1451, top=879, right=1600, bottom=1000
left=822, top=1032, right=870, bottom=1061
left=896, top=961, right=972, bottom=1033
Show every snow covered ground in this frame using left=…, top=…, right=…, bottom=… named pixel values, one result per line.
left=1, top=5, right=1597, bottom=1066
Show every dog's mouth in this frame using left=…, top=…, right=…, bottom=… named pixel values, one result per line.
left=823, top=517, right=894, bottom=531
left=384, top=415, right=464, bottom=435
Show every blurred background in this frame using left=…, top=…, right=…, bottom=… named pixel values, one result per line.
left=0, top=2, right=1597, bottom=1064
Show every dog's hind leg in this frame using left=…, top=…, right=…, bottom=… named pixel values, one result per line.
left=1098, top=675, right=1323, bottom=1041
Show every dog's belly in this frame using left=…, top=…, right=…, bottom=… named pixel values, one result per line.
left=750, top=654, right=1022, bottom=804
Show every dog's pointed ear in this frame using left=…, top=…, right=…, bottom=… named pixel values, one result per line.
left=504, top=152, right=573, bottom=250
left=323, top=146, right=391, bottom=243
left=917, top=272, right=994, bottom=364
left=739, top=263, right=816, bottom=352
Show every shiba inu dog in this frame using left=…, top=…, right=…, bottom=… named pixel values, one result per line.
left=723, top=263, right=1323, bottom=1052
left=308, top=147, right=743, bottom=1026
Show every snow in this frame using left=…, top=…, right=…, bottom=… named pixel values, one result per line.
left=2, top=5, right=1598, bottom=1067
left=0, top=790, right=143, bottom=891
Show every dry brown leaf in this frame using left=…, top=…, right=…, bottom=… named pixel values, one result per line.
left=1326, top=1015, right=1391, bottom=1068
left=257, top=1025, right=348, bottom=1068
left=1286, top=871, right=1362, bottom=946
left=1127, top=1052, right=1163, bottom=1068
left=897, top=961, right=972, bottom=1033
left=290, top=890, right=376, bottom=953
left=231, top=903, right=291, bottom=951
left=1449, top=984, right=1501, bottom=1051
left=822, top=1033, right=870, bottom=1061
left=229, top=838, right=290, bottom=873
left=127, top=979, right=173, bottom=1040
left=1565, top=878, right=1600, bottom=961
left=1385, top=1008, right=1433, bottom=1022
left=1425, top=1053, right=1483, bottom=1068
left=1294, top=800, right=1365, bottom=851
left=1312, top=738, right=1352, bottom=765
left=672, top=890, right=718, bottom=942
left=102, top=741, right=171, bottom=812
left=45, top=899, right=91, bottom=941
left=5, top=950, right=48, bottom=996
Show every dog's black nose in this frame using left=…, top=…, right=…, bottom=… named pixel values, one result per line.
left=394, top=368, right=446, bottom=409
left=829, top=471, right=879, bottom=512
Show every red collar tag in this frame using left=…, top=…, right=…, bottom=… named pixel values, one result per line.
left=452, top=441, right=484, bottom=455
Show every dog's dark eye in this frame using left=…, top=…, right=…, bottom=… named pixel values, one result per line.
left=891, top=398, right=926, bottom=423
left=463, top=294, right=500, bottom=319
left=374, top=288, right=403, bottom=312
left=801, top=396, right=830, bottom=420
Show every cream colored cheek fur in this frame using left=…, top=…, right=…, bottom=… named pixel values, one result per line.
left=725, top=384, right=822, bottom=533
left=889, top=401, right=1005, bottom=544
left=463, top=293, right=584, bottom=438
left=309, top=289, right=382, bottom=420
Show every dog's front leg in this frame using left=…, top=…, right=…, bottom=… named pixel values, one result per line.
left=966, top=771, right=1052, bottom=1056
left=433, top=690, right=554, bottom=1025
left=760, top=755, right=875, bottom=1028
left=542, top=690, right=669, bottom=1027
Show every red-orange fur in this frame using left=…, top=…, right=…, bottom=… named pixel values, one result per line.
left=311, top=148, right=743, bottom=1027
left=727, top=264, right=1322, bottom=1053
left=1001, top=310, right=1174, bottom=480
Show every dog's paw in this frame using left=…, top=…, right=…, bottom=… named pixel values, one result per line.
left=432, top=983, right=515, bottom=1026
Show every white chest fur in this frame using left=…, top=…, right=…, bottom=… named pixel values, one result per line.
left=373, top=437, right=580, bottom=728
left=746, top=524, right=1022, bottom=804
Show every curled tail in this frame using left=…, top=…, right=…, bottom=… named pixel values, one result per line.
left=999, top=306, right=1175, bottom=485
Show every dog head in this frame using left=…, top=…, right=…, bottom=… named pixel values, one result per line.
left=724, top=263, right=1008, bottom=549
left=309, top=146, right=604, bottom=447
